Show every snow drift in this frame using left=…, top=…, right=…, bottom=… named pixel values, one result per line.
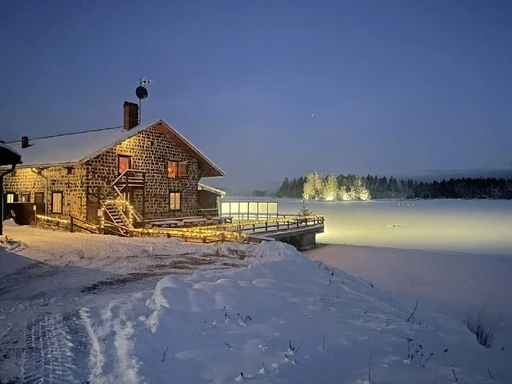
left=83, top=242, right=511, bottom=383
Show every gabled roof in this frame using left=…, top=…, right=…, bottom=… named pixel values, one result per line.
left=5, top=120, right=224, bottom=177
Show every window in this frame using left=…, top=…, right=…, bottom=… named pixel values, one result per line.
left=169, top=192, right=181, bottom=210
left=6, top=193, right=15, bottom=203
left=178, top=162, right=187, bottom=178
left=20, top=193, right=30, bottom=202
left=51, top=192, right=63, bottom=214
left=66, top=167, right=74, bottom=175
left=118, top=155, right=131, bottom=174
left=167, top=161, right=187, bottom=178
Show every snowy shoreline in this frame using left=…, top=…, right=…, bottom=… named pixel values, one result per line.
left=1, top=213, right=512, bottom=383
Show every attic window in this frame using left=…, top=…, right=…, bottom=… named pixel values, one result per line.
left=66, top=167, right=74, bottom=175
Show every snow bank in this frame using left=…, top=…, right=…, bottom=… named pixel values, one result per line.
left=0, top=240, right=33, bottom=277
left=84, top=242, right=511, bottom=383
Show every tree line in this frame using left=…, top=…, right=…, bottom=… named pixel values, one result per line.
left=276, top=173, right=512, bottom=200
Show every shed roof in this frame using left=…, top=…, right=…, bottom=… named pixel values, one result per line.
left=5, top=120, right=224, bottom=177
left=198, top=182, right=226, bottom=195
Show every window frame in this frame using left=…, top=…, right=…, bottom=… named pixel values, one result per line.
left=34, top=192, right=45, bottom=204
left=167, top=160, right=188, bottom=179
left=51, top=192, right=63, bottom=214
left=118, top=154, right=132, bottom=175
left=20, top=193, right=31, bottom=203
left=169, top=191, right=182, bottom=211
left=5, top=192, right=16, bottom=203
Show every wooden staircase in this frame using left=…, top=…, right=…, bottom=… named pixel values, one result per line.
left=92, top=169, right=147, bottom=236
left=101, top=200, right=130, bottom=236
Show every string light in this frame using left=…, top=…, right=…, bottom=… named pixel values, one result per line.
left=36, top=214, right=69, bottom=224
left=36, top=211, right=324, bottom=244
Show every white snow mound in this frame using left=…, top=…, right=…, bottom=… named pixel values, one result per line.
left=87, top=242, right=511, bottom=383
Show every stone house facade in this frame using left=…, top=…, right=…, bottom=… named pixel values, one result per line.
left=2, top=102, right=224, bottom=225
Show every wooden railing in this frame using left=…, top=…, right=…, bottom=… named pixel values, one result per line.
left=35, top=213, right=325, bottom=245
left=112, top=169, right=146, bottom=188
left=70, top=216, right=99, bottom=234
left=110, top=169, right=145, bottom=223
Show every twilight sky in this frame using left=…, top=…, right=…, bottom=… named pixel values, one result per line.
left=1, top=0, right=511, bottom=189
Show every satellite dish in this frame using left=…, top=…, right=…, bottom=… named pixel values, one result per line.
left=136, top=86, right=148, bottom=100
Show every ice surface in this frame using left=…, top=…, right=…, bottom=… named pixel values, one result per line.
left=279, top=199, right=512, bottom=256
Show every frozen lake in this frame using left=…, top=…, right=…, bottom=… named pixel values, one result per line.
left=275, top=198, right=512, bottom=348
left=277, top=199, right=512, bottom=257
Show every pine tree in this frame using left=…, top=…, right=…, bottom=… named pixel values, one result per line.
left=322, top=174, right=339, bottom=200
left=298, top=199, right=312, bottom=216
left=303, top=172, right=323, bottom=199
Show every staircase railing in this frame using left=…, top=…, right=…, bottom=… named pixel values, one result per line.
left=109, top=169, right=145, bottom=223
left=100, top=200, right=130, bottom=235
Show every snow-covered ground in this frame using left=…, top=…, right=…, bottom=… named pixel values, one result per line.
left=57, top=242, right=512, bottom=383
left=1, top=199, right=512, bottom=383
left=0, top=222, right=246, bottom=383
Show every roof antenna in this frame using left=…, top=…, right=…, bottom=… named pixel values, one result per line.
left=136, top=77, right=152, bottom=123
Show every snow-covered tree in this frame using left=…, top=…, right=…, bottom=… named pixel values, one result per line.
left=322, top=174, right=339, bottom=201
left=298, top=199, right=312, bottom=216
left=303, top=172, right=323, bottom=199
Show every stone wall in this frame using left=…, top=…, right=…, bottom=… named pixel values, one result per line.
left=85, top=123, right=199, bottom=220
left=2, top=166, right=87, bottom=220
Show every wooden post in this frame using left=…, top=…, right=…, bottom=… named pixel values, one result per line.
left=142, top=171, right=146, bottom=220
left=70, top=216, right=74, bottom=232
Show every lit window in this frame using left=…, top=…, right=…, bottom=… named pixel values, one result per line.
left=167, top=161, right=187, bottom=178
left=6, top=193, right=15, bottom=203
left=20, top=193, right=30, bottom=202
left=169, top=192, right=181, bottom=210
left=118, top=155, right=131, bottom=174
left=168, top=161, right=177, bottom=178
left=52, top=192, right=63, bottom=214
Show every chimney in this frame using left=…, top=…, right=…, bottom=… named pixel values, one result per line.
left=123, top=101, right=139, bottom=131
left=21, top=136, right=29, bottom=148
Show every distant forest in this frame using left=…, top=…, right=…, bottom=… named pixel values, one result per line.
left=276, top=173, right=512, bottom=200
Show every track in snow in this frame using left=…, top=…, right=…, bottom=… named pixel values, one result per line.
left=21, top=311, right=90, bottom=384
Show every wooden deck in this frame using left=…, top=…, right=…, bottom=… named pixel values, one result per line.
left=36, top=213, right=325, bottom=248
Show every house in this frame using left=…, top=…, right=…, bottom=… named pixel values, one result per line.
left=2, top=102, right=224, bottom=229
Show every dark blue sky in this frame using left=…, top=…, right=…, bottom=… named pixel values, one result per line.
left=1, top=0, right=511, bottom=189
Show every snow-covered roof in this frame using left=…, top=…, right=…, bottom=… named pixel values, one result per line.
left=198, top=182, right=226, bottom=195
left=0, top=142, right=23, bottom=166
left=5, top=120, right=224, bottom=177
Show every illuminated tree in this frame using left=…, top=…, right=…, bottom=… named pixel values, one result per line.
left=322, top=174, right=339, bottom=201
left=298, top=199, right=312, bottom=216
left=303, top=172, right=323, bottom=199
